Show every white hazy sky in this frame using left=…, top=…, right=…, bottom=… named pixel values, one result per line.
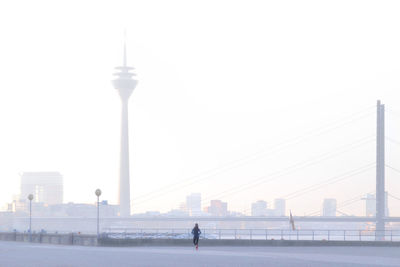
left=1, top=0, right=400, bottom=216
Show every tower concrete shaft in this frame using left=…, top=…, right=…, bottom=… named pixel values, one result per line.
left=376, top=100, right=385, bottom=240
left=112, top=42, right=137, bottom=217
left=118, top=98, right=131, bottom=217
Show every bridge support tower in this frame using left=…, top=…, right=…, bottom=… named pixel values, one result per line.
left=376, top=100, right=385, bottom=240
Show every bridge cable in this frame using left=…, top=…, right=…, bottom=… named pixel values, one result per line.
left=199, top=138, right=375, bottom=207
left=132, top=136, right=375, bottom=208
left=132, top=107, right=375, bottom=202
left=240, top=165, right=374, bottom=214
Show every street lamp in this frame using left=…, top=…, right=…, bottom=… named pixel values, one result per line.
left=27, top=194, right=33, bottom=242
left=95, top=189, right=102, bottom=237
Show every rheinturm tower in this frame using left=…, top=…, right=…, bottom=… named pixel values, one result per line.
left=112, top=42, right=137, bottom=217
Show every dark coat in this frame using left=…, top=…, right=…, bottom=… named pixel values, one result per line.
left=191, top=227, right=201, bottom=237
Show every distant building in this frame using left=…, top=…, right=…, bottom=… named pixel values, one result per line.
left=99, top=200, right=120, bottom=217
left=8, top=195, right=27, bottom=214
left=186, top=193, right=201, bottom=216
left=51, top=203, right=95, bottom=217
left=49, top=201, right=119, bottom=218
left=166, top=209, right=188, bottom=217
left=8, top=199, right=47, bottom=216
left=206, top=200, right=228, bottom=216
left=385, top=192, right=389, bottom=217
left=251, top=200, right=267, bottom=216
left=143, top=211, right=161, bottom=217
left=363, top=192, right=389, bottom=217
left=322, top=199, right=337, bottom=217
left=20, top=172, right=63, bottom=205
left=274, top=199, right=286, bottom=216
left=364, top=193, right=376, bottom=217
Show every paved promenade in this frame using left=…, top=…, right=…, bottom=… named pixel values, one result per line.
left=0, top=241, right=399, bottom=266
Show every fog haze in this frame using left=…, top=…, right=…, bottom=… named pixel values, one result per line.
left=1, top=0, right=400, bottom=216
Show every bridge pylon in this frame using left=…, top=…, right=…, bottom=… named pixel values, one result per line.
left=376, top=100, right=385, bottom=240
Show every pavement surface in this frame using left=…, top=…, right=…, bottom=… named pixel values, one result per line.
left=0, top=241, right=400, bottom=266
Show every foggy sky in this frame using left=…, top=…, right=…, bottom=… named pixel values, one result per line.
left=0, top=0, right=400, bottom=216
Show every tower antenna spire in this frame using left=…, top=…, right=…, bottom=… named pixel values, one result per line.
left=123, top=30, right=127, bottom=67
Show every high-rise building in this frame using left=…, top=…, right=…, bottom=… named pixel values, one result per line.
left=207, top=200, right=228, bottom=216
left=385, top=192, right=389, bottom=217
left=363, top=192, right=389, bottom=217
left=274, top=199, right=286, bottom=216
left=20, top=172, right=63, bottom=205
left=322, top=198, right=337, bottom=217
left=112, top=41, right=138, bottom=217
left=251, top=200, right=267, bottom=216
left=364, top=193, right=376, bottom=217
left=186, top=193, right=201, bottom=216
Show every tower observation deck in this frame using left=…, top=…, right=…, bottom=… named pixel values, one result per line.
left=112, top=42, right=138, bottom=217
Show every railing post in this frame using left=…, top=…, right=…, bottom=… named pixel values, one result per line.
left=234, top=230, right=237, bottom=240
left=359, top=230, right=361, bottom=241
left=328, top=230, right=330, bottom=241
left=204, top=229, right=206, bottom=239
left=265, top=229, right=268, bottom=240
left=297, top=230, right=299, bottom=241
left=219, top=230, right=221, bottom=240
left=312, top=230, right=314, bottom=241
left=343, top=230, right=346, bottom=241
left=391, top=230, right=393, bottom=242
left=281, top=230, right=283, bottom=240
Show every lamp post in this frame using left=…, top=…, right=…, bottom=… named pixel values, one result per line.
left=27, top=194, right=33, bottom=242
left=95, top=189, right=102, bottom=237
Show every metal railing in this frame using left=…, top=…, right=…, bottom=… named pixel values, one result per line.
left=102, top=228, right=400, bottom=241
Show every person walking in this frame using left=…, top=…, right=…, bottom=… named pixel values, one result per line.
left=191, top=223, right=201, bottom=250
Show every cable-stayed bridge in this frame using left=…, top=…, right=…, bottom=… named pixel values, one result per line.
left=122, top=100, right=400, bottom=239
